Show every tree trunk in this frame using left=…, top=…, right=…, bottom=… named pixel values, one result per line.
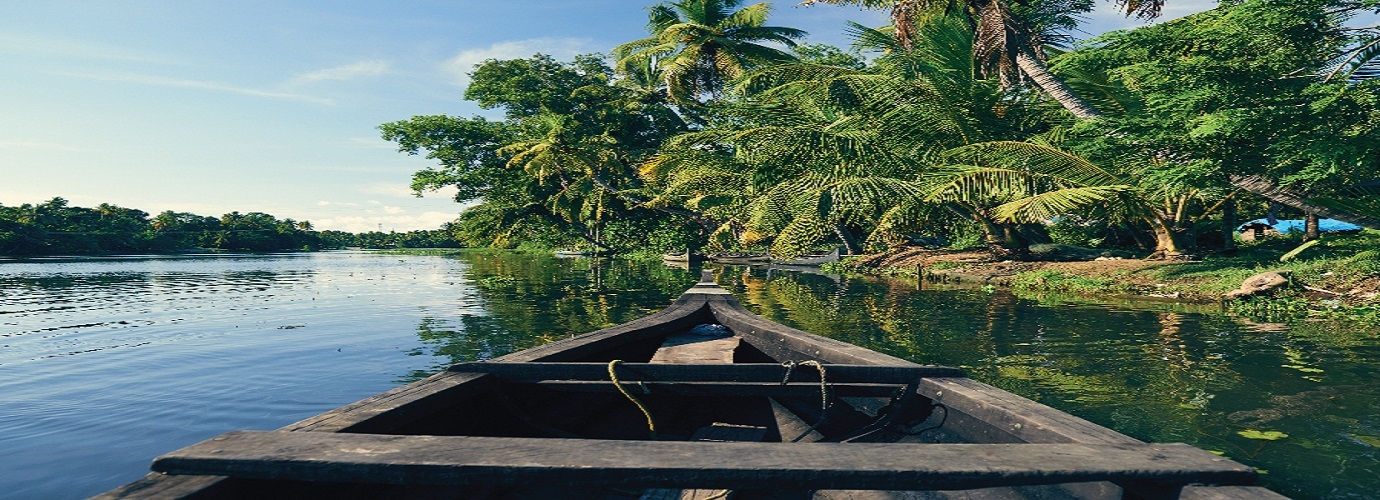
left=1148, top=218, right=1188, bottom=259
left=1303, top=212, right=1320, bottom=242
left=1222, top=199, right=1237, bottom=252
left=834, top=223, right=861, bottom=255
left=1014, top=51, right=1102, bottom=120
left=1229, top=175, right=1380, bottom=229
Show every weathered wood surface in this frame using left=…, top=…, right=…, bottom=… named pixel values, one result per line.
left=153, top=431, right=1255, bottom=491
left=452, top=362, right=964, bottom=384
left=284, top=371, right=493, bottom=433
left=511, top=380, right=904, bottom=398
left=88, top=474, right=228, bottom=500
left=919, top=377, right=1138, bottom=446
left=1179, top=486, right=1291, bottom=500
left=650, top=333, right=740, bottom=364
left=642, top=322, right=761, bottom=500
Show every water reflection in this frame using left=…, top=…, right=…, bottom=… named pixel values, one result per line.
left=709, top=268, right=1379, bottom=499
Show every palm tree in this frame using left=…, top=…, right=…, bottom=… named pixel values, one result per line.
left=614, top=0, right=807, bottom=104
left=800, top=0, right=1165, bottom=119
left=644, top=14, right=1020, bottom=257
left=926, top=141, right=1241, bottom=257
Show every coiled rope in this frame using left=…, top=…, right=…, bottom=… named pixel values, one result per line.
left=607, top=359, right=657, bottom=440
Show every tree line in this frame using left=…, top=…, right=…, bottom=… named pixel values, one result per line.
left=0, top=197, right=458, bottom=255
left=385, top=0, right=1380, bottom=259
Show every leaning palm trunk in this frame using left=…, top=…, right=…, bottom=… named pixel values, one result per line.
left=1228, top=175, right=1380, bottom=229
left=1014, top=52, right=1102, bottom=120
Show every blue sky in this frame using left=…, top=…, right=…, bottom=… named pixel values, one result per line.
left=1, top=1, right=1217, bottom=232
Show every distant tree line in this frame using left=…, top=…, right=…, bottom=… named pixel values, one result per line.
left=0, top=197, right=459, bottom=256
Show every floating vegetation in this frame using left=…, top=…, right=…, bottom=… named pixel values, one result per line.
left=1237, top=430, right=1289, bottom=441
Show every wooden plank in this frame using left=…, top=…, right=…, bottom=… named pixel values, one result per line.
left=705, top=297, right=918, bottom=367
left=451, top=362, right=965, bottom=384
left=919, top=377, right=1139, bottom=446
left=1179, top=486, right=1292, bottom=500
left=87, top=473, right=228, bottom=500
left=644, top=319, right=752, bottom=500
left=152, top=431, right=1256, bottom=491
left=283, top=371, right=495, bottom=433
left=493, top=296, right=713, bottom=363
left=640, top=424, right=769, bottom=500
left=509, top=380, right=903, bottom=398
left=650, top=333, right=740, bottom=364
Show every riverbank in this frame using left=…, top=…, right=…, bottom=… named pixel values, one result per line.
left=835, top=230, right=1380, bottom=321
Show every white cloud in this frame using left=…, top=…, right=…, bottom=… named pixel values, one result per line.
left=57, top=71, right=334, bottom=104
left=313, top=211, right=458, bottom=232
left=382, top=206, right=405, bottom=214
left=290, top=60, right=390, bottom=85
left=443, top=37, right=597, bottom=88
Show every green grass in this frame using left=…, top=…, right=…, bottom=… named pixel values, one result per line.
left=1012, top=269, right=1135, bottom=296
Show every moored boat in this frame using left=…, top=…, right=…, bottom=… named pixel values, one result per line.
left=96, top=271, right=1283, bottom=499
left=773, top=247, right=841, bottom=267
left=553, top=249, right=593, bottom=257
left=707, top=251, right=771, bottom=265
left=661, top=249, right=701, bottom=263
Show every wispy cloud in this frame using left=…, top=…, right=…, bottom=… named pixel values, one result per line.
left=0, top=139, right=95, bottom=152
left=58, top=71, right=334, bottom=104
left=443, top=37, right=596, bottom=88
left=290, top=60, right=390, bottom=85
left=0, top=32, right=165, bottom=63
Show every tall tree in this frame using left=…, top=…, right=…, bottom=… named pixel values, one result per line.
left=1055, top=0, right=1380, bottom=229
left=644, top=14, right=1032, bottom=256
left=800, top=0, right=1165, bottom=119
left=614, top=0, right=806, bottom=104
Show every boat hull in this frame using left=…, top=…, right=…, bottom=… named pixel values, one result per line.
left=96, top=272, right=1281, bottom=500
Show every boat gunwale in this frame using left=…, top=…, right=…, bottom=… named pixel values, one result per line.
left=93, top=271, right=1282, bottom=500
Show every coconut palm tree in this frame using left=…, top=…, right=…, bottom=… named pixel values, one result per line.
left=926, top=140, right=1245, bottom=257
left=644, top=14, right=1024, bottom=257
left=614, top=0, right=807, bottom=104
left=800, top=0, right=1165, bottom=119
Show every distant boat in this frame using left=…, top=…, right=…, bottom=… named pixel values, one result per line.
left=706, top=251, right=770, bottom=265
left=553, top=249, right=593, bottom=258
left=772, top=247, right=840, bottom=267
left=661, top=249, right=700, bottom=263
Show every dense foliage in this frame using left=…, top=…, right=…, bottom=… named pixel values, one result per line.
left=390, top=0, right=1379, bottom=259
left=0, top=198, right=458, bottom=255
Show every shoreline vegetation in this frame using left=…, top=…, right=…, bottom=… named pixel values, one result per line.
left=827, top=229, right=1380, bottom=323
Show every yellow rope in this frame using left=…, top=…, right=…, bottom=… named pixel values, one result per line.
left=608, top=360, right=657, bottom=440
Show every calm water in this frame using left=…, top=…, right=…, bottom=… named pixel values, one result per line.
left=2, top=252, right=1376, bottom=498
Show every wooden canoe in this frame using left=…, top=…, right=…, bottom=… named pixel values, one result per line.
left=96, top=271, right=1284, bottom=499
left=773, top=247, right=841, bottom=267
left=707, top=252, right=771, bottom=265
left=662, top=250, right=701, bottom=263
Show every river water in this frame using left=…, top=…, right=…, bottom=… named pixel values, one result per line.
left=1, top=251, right=1376, bottom=498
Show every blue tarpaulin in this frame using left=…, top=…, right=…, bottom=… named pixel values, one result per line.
left=1238, top=218, right=1363, bottom=233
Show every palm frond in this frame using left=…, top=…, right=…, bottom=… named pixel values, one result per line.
left=945, top=141, right=1122, bottom=186
left=993, top=185, right=1139, bottom=222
